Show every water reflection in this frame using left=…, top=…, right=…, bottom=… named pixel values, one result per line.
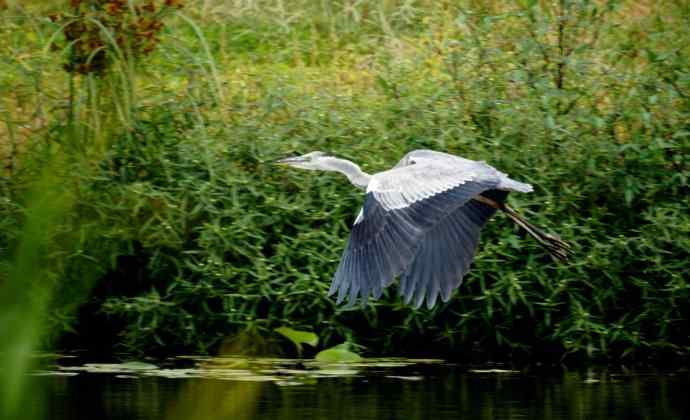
left=41, top=358, right=689, bottom=420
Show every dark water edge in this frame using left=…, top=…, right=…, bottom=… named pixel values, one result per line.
left=31, top=356, right=690, bottom=420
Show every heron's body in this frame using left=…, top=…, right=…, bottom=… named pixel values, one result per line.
left=275, top=149, right=571, bottom=309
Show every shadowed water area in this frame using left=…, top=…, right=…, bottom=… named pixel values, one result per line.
left=34, top=357, right=689, bottom=420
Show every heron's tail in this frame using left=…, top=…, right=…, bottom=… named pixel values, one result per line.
left=501, top=204, right=573, bottom=262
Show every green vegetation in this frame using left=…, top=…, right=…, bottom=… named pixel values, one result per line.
left=315, top=343, right=363, bottom=363
left=275, top=327, right=319, bottom=356
left=1, top=0, right=688, bottom=374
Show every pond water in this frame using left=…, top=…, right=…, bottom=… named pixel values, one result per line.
left=35, top=357, right=689, bottom=420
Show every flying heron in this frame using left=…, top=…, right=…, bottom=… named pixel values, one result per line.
left=274, top=149, right=572, bottom=309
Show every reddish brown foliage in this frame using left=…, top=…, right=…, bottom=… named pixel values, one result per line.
left=52, top=0, right=184, bottom=75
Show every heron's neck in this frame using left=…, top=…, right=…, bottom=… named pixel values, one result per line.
left=325, top=158, right=371, bottom=190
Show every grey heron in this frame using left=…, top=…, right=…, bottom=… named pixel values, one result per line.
left=274, top=149, right=572, bottom=309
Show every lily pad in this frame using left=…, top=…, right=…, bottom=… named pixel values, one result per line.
left=57, top=362, right=158, bottom=374
left=315, top=343, right=362, bottom=363
left=468, top=369, right=519, bottom=374
left=386, top=375, right=424, bottom=381
left=29, top=370, right=79, bottom=377
left=118, top=361, right=159, bottom=370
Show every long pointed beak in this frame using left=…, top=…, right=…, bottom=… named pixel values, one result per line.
left=272, top=156, right=306, bottom=165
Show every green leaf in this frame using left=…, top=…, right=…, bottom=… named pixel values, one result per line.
left=118, top=361, right=158, bottom=370
left=545, top=115, right=556, bottom=130
left=274, top=327, right=318, bottom=355
left=315, top=343, right=362, bottom=363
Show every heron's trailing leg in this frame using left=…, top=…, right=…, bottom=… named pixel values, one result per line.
left=473, top=195, right=573, bottom=261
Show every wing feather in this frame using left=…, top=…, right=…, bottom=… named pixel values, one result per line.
left=400, top=192, right=507, bottom=308
left=331, top=180, right=498, bottom=306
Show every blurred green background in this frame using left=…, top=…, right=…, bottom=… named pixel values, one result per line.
left=1, top=0, right=688, bottom=393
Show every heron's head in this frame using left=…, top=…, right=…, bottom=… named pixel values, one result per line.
left=272, top=151, right=336, bottom=171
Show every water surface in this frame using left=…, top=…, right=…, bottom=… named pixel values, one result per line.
left=37, top=357, right=689, bottom=420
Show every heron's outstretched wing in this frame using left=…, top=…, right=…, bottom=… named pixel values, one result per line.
left=329, top=156, right=503, bottom=306
left=400, top=190, right=508, bottom=309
